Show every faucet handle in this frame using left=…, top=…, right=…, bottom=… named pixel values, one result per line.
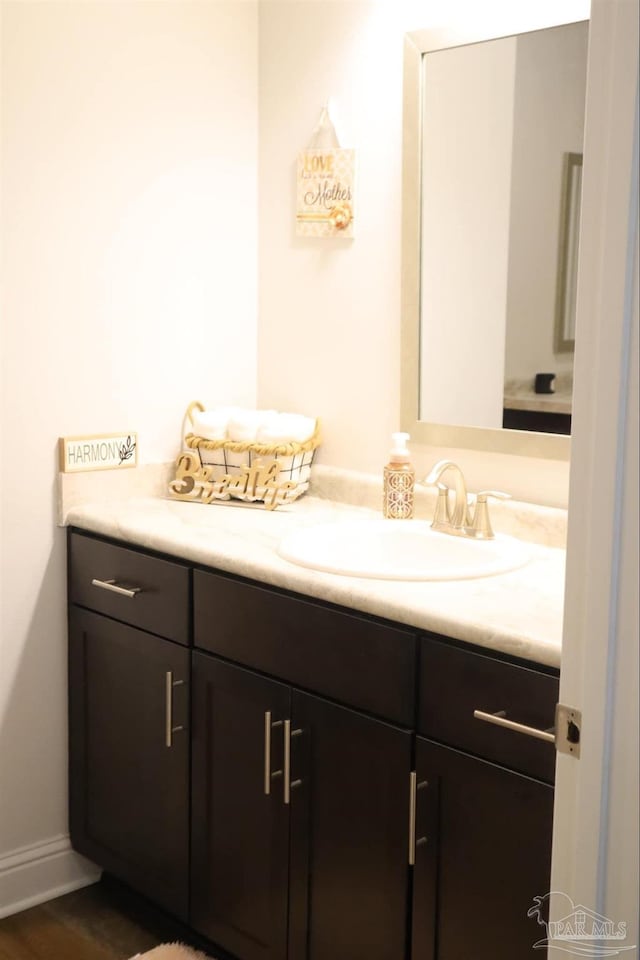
left=469, top=490, right=510, bottom=540
left=476, top=490, right=511, bottom=503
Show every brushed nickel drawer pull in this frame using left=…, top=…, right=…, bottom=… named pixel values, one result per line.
left=91, top=578, right=141, bottom=599
left=473, top=709, right=555, bottom=744
left=165, top=673, right=185, bottom=748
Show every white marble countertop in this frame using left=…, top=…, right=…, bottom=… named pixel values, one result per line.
left=503, top=374, right=573, bottom=415
left=503, top=391, right=572, bottom=415
left=64, top=482, right=565, bottom=669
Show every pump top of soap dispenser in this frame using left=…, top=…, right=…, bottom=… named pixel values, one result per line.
left=389, top=432, right=411, bottom=464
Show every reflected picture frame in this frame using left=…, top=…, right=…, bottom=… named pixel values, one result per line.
left=554, top=152, right=583, bottom=353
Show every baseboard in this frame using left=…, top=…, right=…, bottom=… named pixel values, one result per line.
left=0, top=834, right=101, bottom=919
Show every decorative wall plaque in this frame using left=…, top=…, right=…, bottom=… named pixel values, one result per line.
left=59, top=433, right=137, bottom=473
left=296, top=147, right=356, bottom=238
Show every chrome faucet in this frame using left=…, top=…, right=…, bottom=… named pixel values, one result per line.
left=424, top=460, right=509, bottom=540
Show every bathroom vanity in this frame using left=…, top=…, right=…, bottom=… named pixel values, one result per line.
left=66, top=492, right=562, bottom=960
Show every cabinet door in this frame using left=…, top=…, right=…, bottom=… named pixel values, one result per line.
left=288, top=691, right=412, bottom=960
left=412, top=737, right=554, bottom=960
left=190, top=653, right=290, bottom=960
left=69, top=607, right=189, bottom=920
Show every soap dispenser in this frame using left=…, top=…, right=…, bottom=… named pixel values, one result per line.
left=383, top=432, right=415, bottom=519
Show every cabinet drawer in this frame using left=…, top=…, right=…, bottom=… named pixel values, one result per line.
left=194, top=569, right=415, bottom=725
left=419, top=635, right=558, bottom=782
left=68, top=531, right=190, bottom=645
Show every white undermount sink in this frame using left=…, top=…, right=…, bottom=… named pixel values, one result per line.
left=277, top=518, right=530, bottom=581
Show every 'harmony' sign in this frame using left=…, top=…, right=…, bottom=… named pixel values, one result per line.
left=59, top=433, right=138, bottom=473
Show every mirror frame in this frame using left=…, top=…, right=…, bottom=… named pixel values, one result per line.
left=401, top=8, right=589, bottom=460
left=554, top=151, right=583, bottom=353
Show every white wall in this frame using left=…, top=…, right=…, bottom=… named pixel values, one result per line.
left=0, top=0, right=258, bottom=914
left=258, top=1, right=420, bottom=476
left=505, top=22, right=588, bottom=382
left=0, top=0, right=609, bottom=920
left=257, top=0, right=580, bottom=504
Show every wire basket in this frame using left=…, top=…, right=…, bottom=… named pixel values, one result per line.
left=181, top=401, right=321, bottom=505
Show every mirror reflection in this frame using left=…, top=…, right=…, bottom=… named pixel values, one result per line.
left=418, top=22, right=588, bottom=439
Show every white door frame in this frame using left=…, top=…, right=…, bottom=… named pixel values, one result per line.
left=550, top=0, right=639, bottom=954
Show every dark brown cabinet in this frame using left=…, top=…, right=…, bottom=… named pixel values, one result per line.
left=190, top=653, right=290, bottom=960
left=287, top=690, right=411, bottom=960
left=68, top=607, right=190, bottom=920
left=68, top=529, right=559, bottom=960
left=412, top=635, right=558, bottom=960
left=190, top=651, right=412, bottom=960
left=68, top=529, right=190, bottom=644
left=419, top=636, right=559, bottom=784
left=411, top=738, right=554, bottom=960
left=193, top=568, right=416, bottom=727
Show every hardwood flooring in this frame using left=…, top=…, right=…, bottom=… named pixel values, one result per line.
left=0, top=878, right=218, bottom=960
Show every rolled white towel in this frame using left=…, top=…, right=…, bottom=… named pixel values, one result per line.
left=191, top=406, right=240, bottom=441
left=256, top=413, right=316, bottom=445
left=227, top=409, right=277, bottom=443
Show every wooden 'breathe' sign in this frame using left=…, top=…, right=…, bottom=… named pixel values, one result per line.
left=168, top=452, right=297, bottom=510
left=59, top=433, right=138, bottom=473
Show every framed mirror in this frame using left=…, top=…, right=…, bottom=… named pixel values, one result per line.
left=401, top=9, right=589, bottom=459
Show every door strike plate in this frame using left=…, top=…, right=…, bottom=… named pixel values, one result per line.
left=555, top=703, right=581, bottom=758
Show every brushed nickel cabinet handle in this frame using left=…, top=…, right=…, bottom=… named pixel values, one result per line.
left=91, top=578, right=141, bottom=599
left=283, top=720, right=291, bottom=804
left=283, top=721, right=303, bottom=805
left=409, top=774, right=429, bottom=865
left=265, top=716, right=284, bottom=794
left=165, top=672, right=184, bottom=748
left=264, top=711, right=273, bottom=795
left=473, top=709, right=555, bottom=744
left=409, top=771, right=417, bottom=865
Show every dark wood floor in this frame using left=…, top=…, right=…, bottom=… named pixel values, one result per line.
left=0, top=878, right=217, bottom=960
